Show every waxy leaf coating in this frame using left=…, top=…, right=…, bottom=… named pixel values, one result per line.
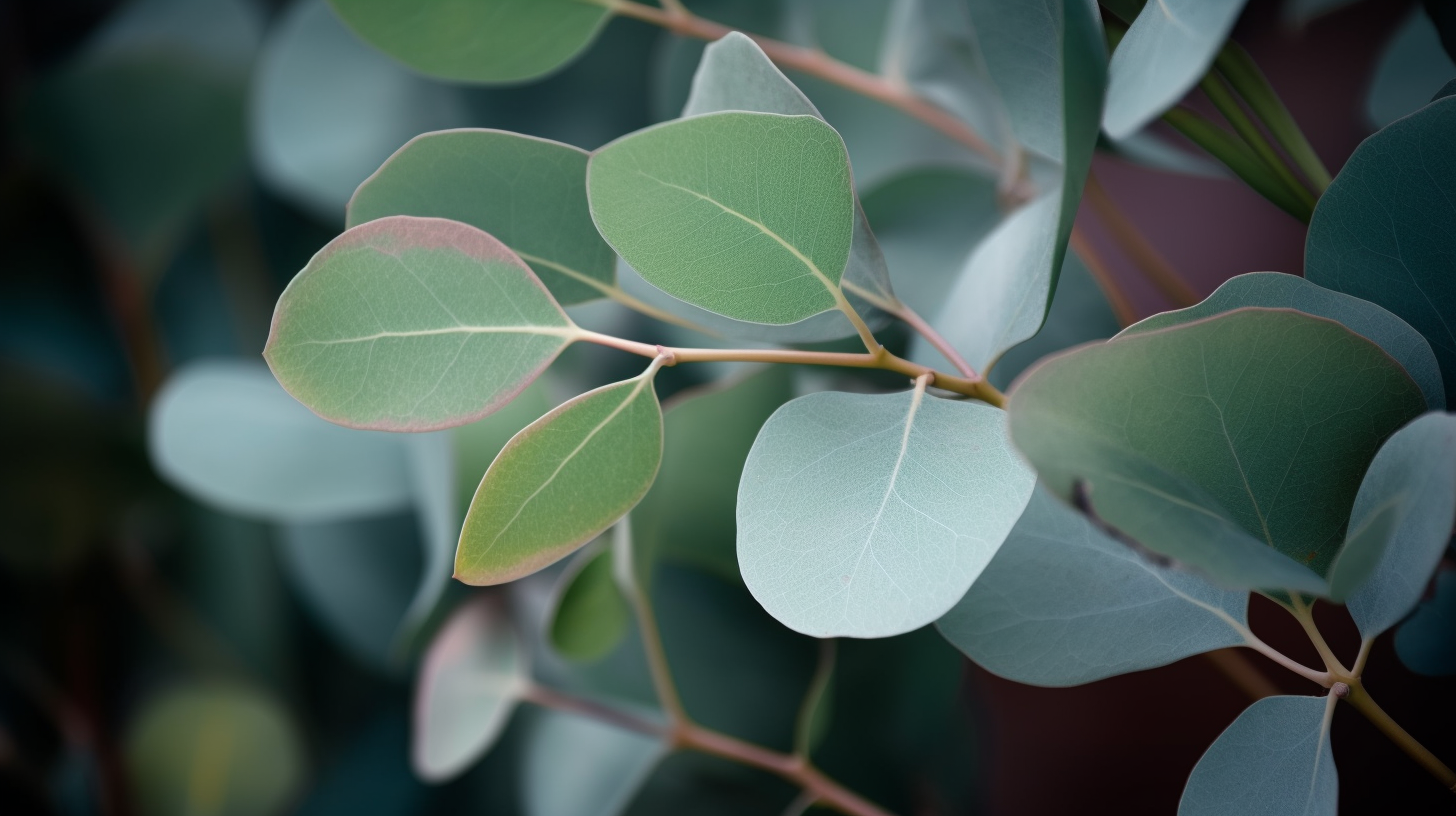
left=1179, top=695, right=1337, bottom=816
left=265, top=215, right=576, bottom=432
left=455, top=372, right=663, bottom=586
left=1008, top=308, right=1426, bottom=593
left=349, top=130, right=615, bottom=306
left=588, top=112, right=854, bottom=325
left=738, top=389, right=1035, bottom=638
left=327, top=0, right=610, bottom=84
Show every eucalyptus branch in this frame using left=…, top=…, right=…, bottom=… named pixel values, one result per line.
left=1238, top=629, right=1331, bottom=688
left=1082, top=173, right=1200, bottom=309
left=1343, top=681, right=1456, bottom=792
left=1068, top=226, right=1139, bottom=327
left=794, top=639, right=837, bottom=759
left=1285, top=594, right=1350, bottom=676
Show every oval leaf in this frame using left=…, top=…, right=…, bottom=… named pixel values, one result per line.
left=265, top=215, right=577, bottom=432
left=455, top=371, right=664, bottom=585
left=549, top=545, right=630, bottom=663
left=1124, top=272, right=1445, bottom=410
left=149, top=361, right=412, bottom=521
left=520, top=709, right=665, bottom=816
left=327, top=0, right=610, bottom=84
left=1179, top=695, right=1337, bottom=816
left=1008, top=308, right=1426, bottom=593
left=587, top=111, right=854, bottom=325
left=937, top=486, right=1250, bottom=686
left=738, top=388, right=1035, bottom=638
left=1344, top=413, right=1456, bottom=635
left=349, top=130, right=616, bottom=306
left=413, top=596, right=527, bottom=781
left=1307, top=94, right=1456, bottom=407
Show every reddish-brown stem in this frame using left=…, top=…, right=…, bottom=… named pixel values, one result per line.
left=893, top=302, right=980, bottom=380
left=1082, top=173, right=1201, bottom=309
left=1069, top=225, right=1138, bottom=327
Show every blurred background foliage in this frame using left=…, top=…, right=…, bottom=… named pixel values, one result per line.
left=3, top=0, right=1455, bottom=815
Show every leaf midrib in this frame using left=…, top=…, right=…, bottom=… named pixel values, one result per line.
left=282, top=325, right=580, bottom=347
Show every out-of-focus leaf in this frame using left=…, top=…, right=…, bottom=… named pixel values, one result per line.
left=1306, top=95, right=1456, bottom=406
left=1104, top=0, right=1250, bottom=139
left=1008, top=308, right=1425, bottom=593
left=264, top=216, right=575, bottom=432
left=738, top=389, right=1035, bottom=638
left=149, top=361, right=412, bottom=521
left=251, top=0, right=466, bottom=222
left=1178, top=695, right=1337, bottom=816
left=520, top=709, right=665, bottom=816
left=398, top=431, right=458, bottom=650
left=938, top=487, right=1250, bottom=686
left=988, top=252, right=1121, bottom=389
left=292, top=710, right=430, bottom=816
left=413, top=597, right=527, bottom=782
left=348, top=130, right=615, bottom=306
left=1345, top=413, right=1456, bottom=635
left=125, top=684, right=304, bottom=816
left=1367, top=8, right=1456, bottom=128
left=1396, top=570, right=1456, bottom=676
left=1102, top=129, right=1230, bottom=178
left=327, top=0, right=611, bottom=84
left=456, top=371, right=663, bottom=586
left=1283, top=0, right=1360, bottom=25
left=549, top=545, right=630, bottom=663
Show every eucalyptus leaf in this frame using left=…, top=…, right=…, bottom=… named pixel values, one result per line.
left=1124, top=272, right=1445, bottom=410
left=251, top=0, right=467, bottom=221
left=454, top=384, right=553, bottom=514
left=937, top=487, right=1250, bottom=686
left=738, top=388, right=1035, bottom=638
left=349, top=130, right=616, bottom=306
left=1396, top=570, right=1456, bottom=676
left=399, top=431, right=458, bottom=649
left=587, top=112, right=854, bottom=326
left=1344, top=413, right=1456, bottom=636
left=1306, top=95, right=1456, bottom=407
left=521, top=709, right=665, bottom=816
left=125, top=685, right=304, bottom=816
left=1104, top=0, right=1250, bottom=140
left=327, top=0, right=611, bottom=84
left=1008, top=308, right=1426, bottom=593
left=1178, top=695, right=1337, bottom=816
left=987, top=252, right=1122, bottom=390
left=149, top=361, right=412, bottom=522
left=1102, top=129, right=1230, bottom=179
left=412, top=597, right=527, bottom=781
left=1366, top=8, right=1456, bottom=129
left=549, top=545, right=630, bottom=663
left=455, top=369, right=663, bottom=586
left=265, top=216, right=577, bottom=432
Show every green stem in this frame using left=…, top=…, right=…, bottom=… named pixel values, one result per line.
left=1198, top=73, right=1315, bottom=212
left=1285, top=594, right=1350, bottom=676
left=1214, top=43, right=1333, bottom=192
left=1162, top=107, right=1313, bottom=222
left=793, top=639, right=837, bottom=758
left=1344, top=681, right=1456, bottom=792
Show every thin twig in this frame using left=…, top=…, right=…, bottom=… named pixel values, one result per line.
left=892, top=302, right=980, bottom=380
left=1068, top=226, right=1138, bottom=327
left=1344, top=680, right=1456, bottom=792
left=1082, top=173, right=1200, bottom=309
left=520, top=684, right=667, bottom=737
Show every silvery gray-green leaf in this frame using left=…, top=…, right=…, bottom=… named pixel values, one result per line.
left=412, top=597, right=527, bottom=782
left=1178, top=695, right=1337, bottom=816
left=520, top=708, right=665, bottom=816
left=1396, top=571, right=1456, bottom=675
left=1123, top=271, right=1445, bottom=409
left=738, top=389, right=1035, bottom=638
left=1102, top=129, right=1230, bottom=178
left=1366, top=8, right=1456, bottom=128
left=251, top=0, right=466, bottom=221
left=1104, top=0, right=1251, bottom=140
left=1345, top=413, right=1456, bottom=637
left=937, top=487, right=1250, bottom=686
left=148, top=361, right=412, bottom=521
left=987, top=252, right=1121, bottom=390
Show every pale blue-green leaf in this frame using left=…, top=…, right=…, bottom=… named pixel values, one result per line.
left=738, top=389, right=1035, bottom=638
left=148, top=361, right=412, bottom=522
left=1178, top=695, right=1337, bottom=816
left=1104, top=0, right=1251, bottom=139
left=395, top=431, right=457, bottom=653
left=251, top=0, right=466, bottom=221
left=521, top=709, right=666, bottom=816
left=1345, top=413, right=1456, bottom=635
left=1123, top=272, right=1445, bottom=410
left=412, top=597, right=527, bottom=782
left=1103, top=129, right=1230, bottom=178
left=1396, top=571, right=1456, bottom=675
left=1367, top=8, right=1456, bottom=128
left=987, top=251, right=1121, bottom=389
left=937, top=487, right=1249, bottom=686
left=276, top=514, right=419, bottom=673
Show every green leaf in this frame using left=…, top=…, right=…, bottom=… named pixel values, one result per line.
left=1345, top=413, right=1456, bottom=635
left=412, top=597, right=527, bottom=781
left=911, top=0, right=1106, bottom=373
left=1366, top=8, right=1456, bottom=128
left=1396, top=570, right=1456, bottom=675
left=521, top=708, right=665, bottom=816
left=253, top=0, right=466, bottom=221
left=587, top=112, right=854, bottom=326
left=265, top=215, right=577, bottom=432
left=1009, top=308, right=1426, bottom=593
left=126, top=684, right=304, bottom=816
left=634, top=367, right=795, bottom=582
left=1101, top=129, right=1230, bottom=179
left=738, top=388, right=1035, bottom=638
left=1307, top=95, right=1456, bottom=406
left=149, top=361, right=412, bottom=520
left=1103, top=0, right=1250, bottom=139
left=455, top=369, right=664, bottom=585
left=454, top=384, right=553, bottom=515
left=327, top=0, right=610, bottom=84
left=399, top=431, right=458, bottom=650
left=1124, top=271, right=1445, bottom=410
left=1178, top=695, right=1337, bottom=816
left=937, top=487, right=1250, bottom=686
left=549, top=544, right=630, bottom=662
left=349, top=130, right=616, bottom=306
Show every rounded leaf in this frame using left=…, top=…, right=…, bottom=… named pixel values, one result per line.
left=1179, top=695, right=1337, bottom=816
left=548, top=546, right=630, bottom=663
